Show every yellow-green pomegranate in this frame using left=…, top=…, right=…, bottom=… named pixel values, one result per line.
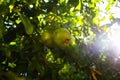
left=53, top=28, right=71, bottom=48
left=41, top=31, right=53, bottom=47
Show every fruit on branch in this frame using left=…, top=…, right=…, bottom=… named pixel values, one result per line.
left=53, top=28, right=71, bottom=48
left=41, top=31, right=53, bottom=47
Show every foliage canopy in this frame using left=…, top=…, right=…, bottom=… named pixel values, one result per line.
left=0, top=0, right=120, bottom=80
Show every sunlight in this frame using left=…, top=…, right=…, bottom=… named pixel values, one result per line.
left=98, top=1, right=120, bottom=59
left=108, top=22, right=120, bottom=58
left=109, top=23, right=120, bottom=46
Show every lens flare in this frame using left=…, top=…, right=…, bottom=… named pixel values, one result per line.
left=108, top=22, right=120, bottom=58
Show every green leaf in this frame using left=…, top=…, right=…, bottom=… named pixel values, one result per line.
left=8, top=62, right=16, bottom=68
left=59, top=0, right=64, bottom=4
left=19, top=13, right=34, bottom=35
left=105, top=4, right=110, bottom=11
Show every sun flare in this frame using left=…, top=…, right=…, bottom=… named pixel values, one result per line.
left=109, top=23, right=120, bottom=46
left=108, top=22, right=120, bottom=59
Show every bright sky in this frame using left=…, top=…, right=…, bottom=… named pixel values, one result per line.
left=99, top=0, right=120, bottom=26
